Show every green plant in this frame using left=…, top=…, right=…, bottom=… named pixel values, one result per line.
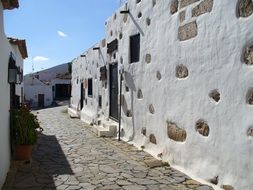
left=11, top=105, right=42, bottom=145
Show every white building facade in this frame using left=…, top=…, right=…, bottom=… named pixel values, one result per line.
left=70, top=0, right=253, bottom=189
left=24, top=63, right=71, bottom=108
left=0, top=0, right=27, bottom=188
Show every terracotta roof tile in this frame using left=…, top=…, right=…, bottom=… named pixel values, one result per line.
left=1, top=0, right=19, bottom=10
left=8, top=37, right=28, bottom=59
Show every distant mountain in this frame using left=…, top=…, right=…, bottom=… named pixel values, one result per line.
left=24, top=63, right=70, bottom=82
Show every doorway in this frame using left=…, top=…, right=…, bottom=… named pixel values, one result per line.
left=80, top=83, right=84, bottom=110
left=38, top=94, right=44, bottom=107
left=109, top=63, right=118, bottom=121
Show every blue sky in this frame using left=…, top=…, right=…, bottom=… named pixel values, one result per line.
left=4, top=0, right=125, bottom=74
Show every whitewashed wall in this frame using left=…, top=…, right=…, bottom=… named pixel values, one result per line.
left=0, top=3, right=11, bottom=188
left=24, top=76, right=53, bottom=107
left=71, top=0, right=253, bottom=189
left=70, top=58, right=82, bottom=111
left=71, top=41, right=109, bottom=123
left=24, top=64, right=71, bottom=107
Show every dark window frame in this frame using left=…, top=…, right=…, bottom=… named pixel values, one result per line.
left=88, top=78, right=93, bottom=97
left=98, top=95, right=102, bottom=108
left=129, top=33, right=140, bottom=63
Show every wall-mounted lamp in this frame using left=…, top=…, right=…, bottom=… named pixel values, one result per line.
left=120, top=10, right=129, bottom=14
left=8, top=67, right=17, bottom=84
left=16, top=67, right=23, bottom=84
left=93, top=47, right=100, bottom=50
left=8, top=53, right=18, bottom=84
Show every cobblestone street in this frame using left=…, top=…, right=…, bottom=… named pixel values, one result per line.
left=3, top=106, right=214, bottom=190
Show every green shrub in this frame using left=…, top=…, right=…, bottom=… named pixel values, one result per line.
left=11, top=105, right=42, bottom=145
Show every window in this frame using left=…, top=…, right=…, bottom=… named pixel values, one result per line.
left=99, top=95, right=102, bottom=108
left=88, top=78, right=93, bottom=97
left=130, top=33, right=140, bottom=63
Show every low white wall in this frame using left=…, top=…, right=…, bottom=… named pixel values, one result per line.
left=70, top=0, right=253, bottom=189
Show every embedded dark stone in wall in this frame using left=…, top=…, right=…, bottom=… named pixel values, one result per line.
left=179, top=11, right=186, bottom=22
left=145, top=54, right=151, bottom=63
left=167, top=121, right=187, bottom=142
left=125, top=85, right=129, bottom=92
left=137, top=89, right=144, bottom=99
left=110, top=30, right=113, bottom=36
left=209, top=176, right=219, bottom=185
left=238, top=0, right=253, bottom=17
left=178, top=21, right=198, bottom=41
left=138, top=12, right=142, bottom=18
left=176, top=64, right=189, bottom=78
left=120, top=56, right=123, bottom=64
left=222, top=185, right=235, bottom=190
left=222, top=185, right=234, bottom=190
left=126, top=110, right=132, bottom=117
left=149, top=104, right=155, bottom=114
left=114, top=13, right=117, bottom=20
left=247, top=127, right=253, bottom=137
left=171, top=0, right=179, bottom=14
left=180, top=0, right=200, bottom=8
left=149, top=134, right=157, bottom=144
left=119, top=33, right=123, bottom=39
left=244, top=45, right=253, bottom=65
left=209, top=89, right=220, bottom=102
left=136, top=0, right=141, bottom=4
left=192, top=0, right=213, bottom=17
left=156, top=71, right=161, bottom=80
left=152, top=0, right=156, bottom=7
left=146, top=18, right=151, bottom=26
left=246, top=88, right=253, bottom=104
left=195, top=120, right=210, bottom=137
left=145, top=54, right=152, bottom=63
left=141, top=127, right=147, bottom=136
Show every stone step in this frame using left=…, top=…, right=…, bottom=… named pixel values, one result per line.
left=92, top=120, right=118, bottom=137
left=67, top=107, right=80, bottom=118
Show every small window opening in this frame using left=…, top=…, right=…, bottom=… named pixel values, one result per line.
left=88, top=78, right=93, bottom=97
left=130, top=33, right=140, bottom=63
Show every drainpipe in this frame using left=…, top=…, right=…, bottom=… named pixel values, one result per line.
left=118, top=65, right=124, bottom=141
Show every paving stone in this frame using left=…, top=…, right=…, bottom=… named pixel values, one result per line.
left=196, top=186, right=213, bottom=190
left=56, top=184, right=69, bottom=190
left=123, top=185, right=147, bottom=190
left=172, top=176, right=186, bottom=183
left=129, top=178, right=158, bottom=185
left=116, top=180, right=132, bottom=186
left=79, top=183, right=96, bottom=190
left=144, top=159, right=164, bottom=168
left=183, top=179, right=201, bottom=185
left=65, top=185, right=81, bottom=190
left=2, top=106, right=214, bottom=190
left=99, top=184, right=121, bottom=190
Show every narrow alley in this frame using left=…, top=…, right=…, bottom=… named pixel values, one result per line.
left=3, top=106, right=214, bottom=190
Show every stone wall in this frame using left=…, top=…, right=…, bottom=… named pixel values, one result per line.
left=70, top=0, right=253, bottom=189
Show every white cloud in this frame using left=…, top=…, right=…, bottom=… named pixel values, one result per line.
left=33, top=56, right=49, bottom=62
left=57, top=30, right=67, bottom=37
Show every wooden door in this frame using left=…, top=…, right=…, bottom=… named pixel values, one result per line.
left=109, top=63, right=118, bottom=121
left=38, top=94, right=44, bottom=107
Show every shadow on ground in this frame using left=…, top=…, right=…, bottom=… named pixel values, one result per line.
left=3, top=133, right=73, bottom=190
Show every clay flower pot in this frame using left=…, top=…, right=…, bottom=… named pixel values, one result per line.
left=15, top=145, right=33, bottom=160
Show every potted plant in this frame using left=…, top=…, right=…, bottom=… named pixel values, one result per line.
left=10, top=105, right=42, bottom=160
